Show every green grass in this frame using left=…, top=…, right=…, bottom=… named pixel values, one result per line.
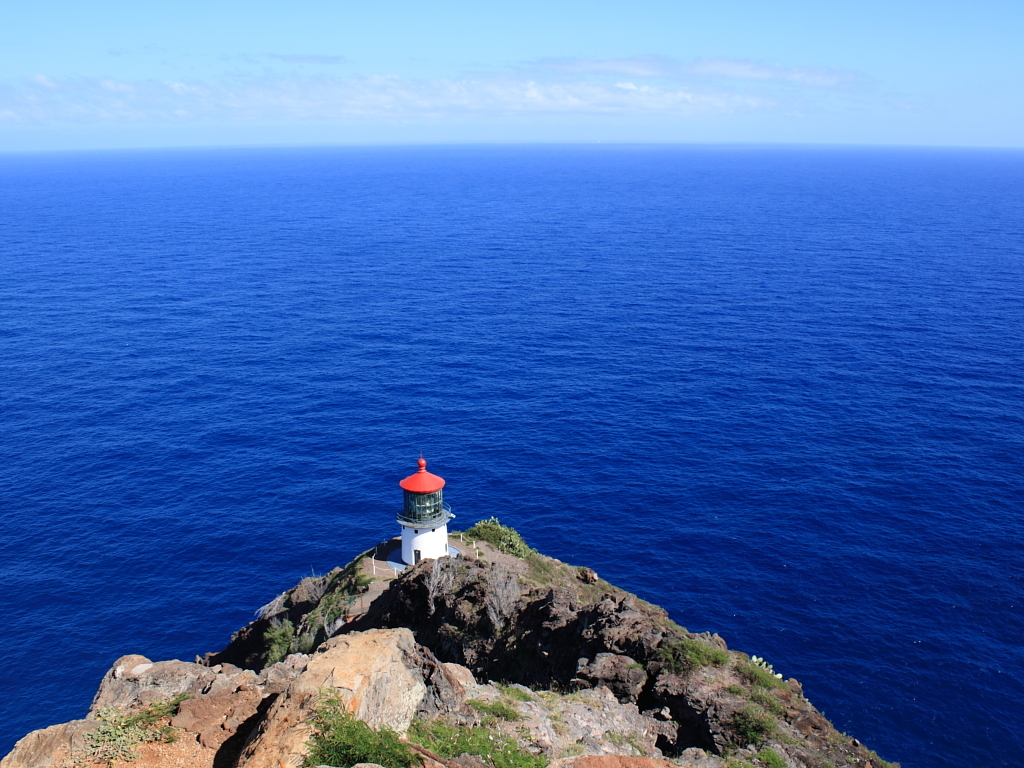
left=749, top=689, right=786, bottom=717
left=736, top=660, right=787, bottom=690
left=497, top=683, right=535, bottom=702
left=729, top=705, right=777, bottom=748
left=410, top=719, right=546, bottom=768
left=655, top=637, right=729, bottom=674
left=465, top=518, right=535, bottom=558
left=758, top=747, right=786, bottom=767
left=557, top=742, right=587, bottom=758
left=725, top=685, right=746, bottom=696
left=468, top=698, right=522, bottom=721
left=605, top=731, right=645, bottom=755
left=74, top=694, right=191, bottom=766
left=304, top=692, right=418, bottom=768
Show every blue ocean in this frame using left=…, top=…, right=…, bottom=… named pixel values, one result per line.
left=1, top=145, right=1022, bottom=767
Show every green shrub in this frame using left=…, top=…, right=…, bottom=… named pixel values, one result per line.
left=264, top=618, right=296, bottom=666
left=75, top=694, right=191, bottom=766
left=736, top=660, right=787, bottom=690
left=758, top=747, right=786, bottom=768
left=410, top=719, right=546, bottom=768
left=466, top=518, right=535, bottom=558
left=468, top=698, right=521, bottom=721
left=304, top=692, right=418, bottom=768
left=730, top=705, right=777, bottom=747
left=497, top=683, right=534, bottom=702
left=749, top=689, right=785, bottom=717
left=656, top=637, right=729, bottom=674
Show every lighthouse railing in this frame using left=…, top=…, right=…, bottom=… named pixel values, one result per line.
left=396, top=502, right=453, bottom=527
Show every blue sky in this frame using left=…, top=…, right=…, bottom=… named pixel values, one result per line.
left=1, top=0, right=1022, bottom=150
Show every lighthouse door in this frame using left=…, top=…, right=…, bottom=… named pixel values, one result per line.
left=414, top=549, right=422, bottom=563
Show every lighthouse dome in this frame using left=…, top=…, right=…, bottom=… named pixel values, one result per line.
left=399, top=458, right=446, bottom=494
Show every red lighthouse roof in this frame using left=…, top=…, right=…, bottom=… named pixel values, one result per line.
left=399, top=458, right=446, bottom=494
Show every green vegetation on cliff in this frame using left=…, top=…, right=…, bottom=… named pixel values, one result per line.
left=304, top=692, right=417, bottom=768
left=466, top=517, right=536, bottom=558
left=410, top=718, right=546, bottom=768
left=74, top=694, right=191, bottom=766
left=655, top=636, right=729, bottom=674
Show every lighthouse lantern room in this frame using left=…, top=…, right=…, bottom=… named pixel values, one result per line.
left=398, top=458, right=453, bottom=565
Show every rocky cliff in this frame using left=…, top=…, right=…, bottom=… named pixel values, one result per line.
left=2, top=523, right=899, bottom=768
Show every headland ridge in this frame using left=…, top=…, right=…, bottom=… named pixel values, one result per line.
left=1, top=519, right=899, bottom=768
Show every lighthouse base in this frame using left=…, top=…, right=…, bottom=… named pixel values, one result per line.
left=401, top=523, right=450, bottom=565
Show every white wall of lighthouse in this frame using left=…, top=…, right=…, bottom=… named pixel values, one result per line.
left=401, top=523, right=450, bottom=565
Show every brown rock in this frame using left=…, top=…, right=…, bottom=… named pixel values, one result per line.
left=89, top=656, right=218, bottom=712
left=237, top=628, right=465, bottom=768
left=0, top=720, right=98, bottom=768
left=793, top=711, right=830, bottom=736
left=171, top=688, right=262, bottom=749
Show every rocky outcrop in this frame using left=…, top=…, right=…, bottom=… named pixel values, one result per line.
left=575, top=654, right=647, bottom=702
left=0, top=721, right=98, bottom=768
left=3, top=536, right=900, bottom=768
left=237, top=628, right=466, bottom=768
left=89, top=655, right=220, bottom=712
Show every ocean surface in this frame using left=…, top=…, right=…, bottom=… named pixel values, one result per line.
left=1, top=145, right=1022, bottom=767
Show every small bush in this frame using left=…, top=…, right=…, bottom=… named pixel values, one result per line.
left=264, top=618, right=296, bottom=666
left=749, top=689, right=785, bottom=717
left=656, top=637, right=729, bottom=674
left=758, top=747, right=786, bottom=767
left=75, top=695, right=191, bottom=766
left=304, top=692, right=418, bottom=768
left=410, top=718, right=546, bottom=768
left=730, top=705, right=777, bottom=747
left=736, top=660, right=787, bottom=690
left=725, top=685, right=746, bottom=696
left=468, top=698, right=521, bottom=721
left=466, top=518, right=535, bottom=558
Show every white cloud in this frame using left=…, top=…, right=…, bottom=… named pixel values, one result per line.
left=267, top=54, right=346, bottom=65
left=29, top=74, right=58, bottom=89
left=687, top=58, right=859, bottom=87
left=99, top=79, right=134, bottom=93
left=0, top=56, right=867, bottom=126
left=529, top=56, right=863, bottom=89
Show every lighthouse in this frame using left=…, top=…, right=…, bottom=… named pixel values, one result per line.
left=397, top=458, right=453, bottom=565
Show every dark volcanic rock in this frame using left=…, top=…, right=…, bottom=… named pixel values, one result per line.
left=575, top=653, right=647, bottom=702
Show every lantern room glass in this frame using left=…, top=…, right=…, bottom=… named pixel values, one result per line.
left=399, top=489, right=451, bottom=526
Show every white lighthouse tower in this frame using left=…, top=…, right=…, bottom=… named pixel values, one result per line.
left=397, top=458, right=453, bottom=565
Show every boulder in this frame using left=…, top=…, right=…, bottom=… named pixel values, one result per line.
left=258, top=653, right=310, bottom=694
left=237, top=628, right=464, bottom=768
left=171, top=688, right=263, bottom=749
left=0, top=720, right=98, bottom=768
left=89, top=655, right=218, bottom=712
